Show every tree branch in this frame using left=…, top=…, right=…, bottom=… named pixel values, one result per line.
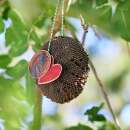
left=80, top=15, right=122, bottom=130
left=31, top=88, right=42, bottom=130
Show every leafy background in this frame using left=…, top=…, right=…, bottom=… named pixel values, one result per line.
left=0, top=0, right=130, bottom=130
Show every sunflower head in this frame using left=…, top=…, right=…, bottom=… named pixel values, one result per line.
left=38, top=36, right=89, bottom=103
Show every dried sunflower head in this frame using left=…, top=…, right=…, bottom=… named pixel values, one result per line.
left=38, top=36, right=89, bottom=103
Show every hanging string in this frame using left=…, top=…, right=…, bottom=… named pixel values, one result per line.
left=48, top=0, right=60, bottom=52
left=60, top=0, right=65, bottom=36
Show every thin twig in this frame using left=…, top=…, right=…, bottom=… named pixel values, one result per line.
left=80, top=15, right=122, bottom=130
left=126, top=42, right=130, bottom=57
left=60, top=0, right=65, bottom=36
left=88, top=60, right=121, bottom=130
left=80, top=15, right=88, bottom=46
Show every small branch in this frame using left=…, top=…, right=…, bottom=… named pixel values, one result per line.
left=80, top=15, right=88, bottom=46
left=126, top=42, right=130, bottom=57
left=80, top=15, right=122, bottom=130
left=88, top=59, right=122, bottom=130
left=31, top=88, right=42, bottom=130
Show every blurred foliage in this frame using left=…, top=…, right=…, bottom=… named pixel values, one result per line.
left=65, top=103, right=118, bottom=130
left=98, top=122, right=118, bottom=130
left=69, top=0, right=130, bottom=41
left=84, top=103, right=106, bottom=122
left=65, top=123, right=118, bottom=130
left=0, top=54, right=11, bottom=68
left=0, top=17, right=4, bottom=32
left=0, top=77, right=29, bottom=130
left=0, top=0, right=130, bottom=130
left=106, top=69, right=128, bottom=92
left=64, top=124, right=93, bottom=130
left=65, top=122, right=119, bottom=130
left=6, top=60, right=28, bottom=79
left=5, top=10, right=42, bottom=57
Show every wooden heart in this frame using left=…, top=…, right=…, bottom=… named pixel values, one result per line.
left=29, top=50, right=51, bottom=78
left=38, top=64, right=62, bottom=85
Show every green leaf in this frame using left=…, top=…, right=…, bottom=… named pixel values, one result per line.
left=0, top=77, right=30, bottom=130
left=5, top=10, right=28, bottom=57
left=8, top=34, right=28, bottom=57
left=2, top=6, right=10, bottom=20
left=31, top=30, right=42, bottom=51
left=31, top=31, right=41, bottom=44
left=96, top=0, right=108, bottom=6
left=84, top=103, right=106, bottom=122
left=98, top=122, right=118, bottom=130
left=64, top=124, right=93, bottom=130
left=69, top=0, right=93, bottom=17
left=6, top=60, right=28, bottom=79
left=0, top=17, right=4, bottom=33
left=8, top=0, right=45, bottom=24
left=34, top=14, right=47, bottom=28
left=95, top=5, right=112, bottom=27
left=69, top=1, right=112, bottom=33
left=69, top=0, right=130, bottom=41
left=0, top=54, right=11, bottom=68
left=8, top=10, right=26, bottom=31
left=112, top=0, right=130, bottom=41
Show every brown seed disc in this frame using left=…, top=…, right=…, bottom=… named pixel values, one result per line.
left=38, top=36, right=89, bottom=103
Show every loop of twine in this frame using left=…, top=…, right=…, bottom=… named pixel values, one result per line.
left=60, top=0, right=64, bottom=36
left=48, top=0, right=65, bottom=52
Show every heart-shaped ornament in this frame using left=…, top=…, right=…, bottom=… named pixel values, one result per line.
left=29, top=50, right=52, bottom=79
left=38, top=64, right=62, bottom=85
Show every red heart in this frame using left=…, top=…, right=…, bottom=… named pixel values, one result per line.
left=29, top=50, right=51, bottom=78
left=38, top=64, right=62, bottom=85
